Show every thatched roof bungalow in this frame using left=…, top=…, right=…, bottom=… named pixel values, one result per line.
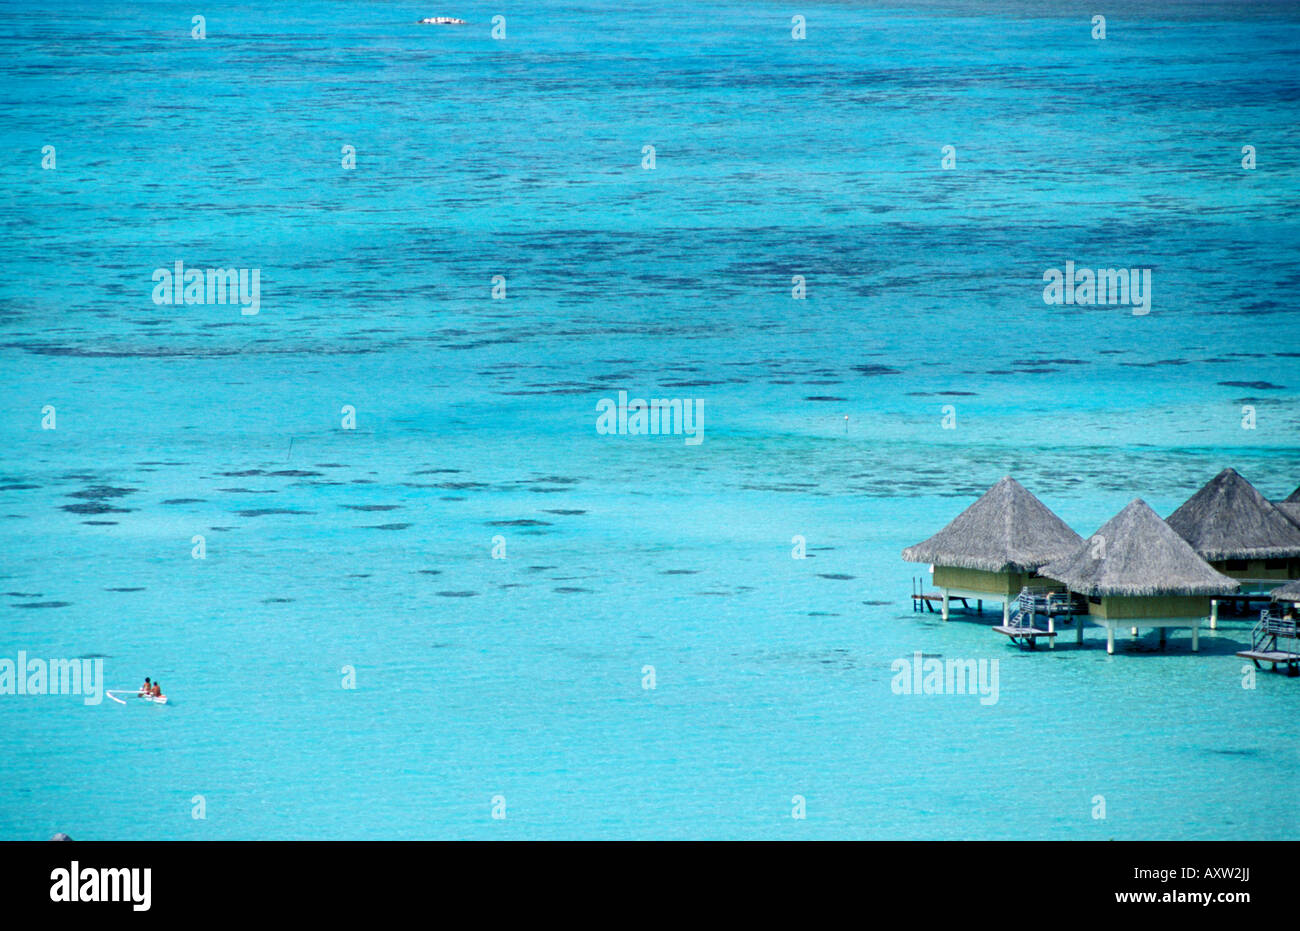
left=1165, top=468, right=1300, bottom=586
left=902, top=476, right=1081, bottom=621
left=1271, top=579, right=1300, bottom=604
left=1039, top=499, right=1238, bottom=653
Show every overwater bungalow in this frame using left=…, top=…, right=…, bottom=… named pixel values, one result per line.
left=902, top=476, right=1081, bottom=624
left=1165, top=468, right=1300, bottom=588
left=1038, top=499, right=1238, bottom=654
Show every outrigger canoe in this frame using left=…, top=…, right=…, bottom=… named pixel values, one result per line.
left=106, top=690, right=168, bottom=705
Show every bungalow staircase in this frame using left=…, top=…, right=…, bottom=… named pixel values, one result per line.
left=994, top=588, right=1059, bottom=650
left=1008, top=589, right=1036, bottom=632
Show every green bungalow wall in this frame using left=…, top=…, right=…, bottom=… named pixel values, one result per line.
left=932, top=566, right=1060, bottom=599
left=1209, top=558, right=1300, bottom=582
left=1086, top=595, right=1210, bottom=621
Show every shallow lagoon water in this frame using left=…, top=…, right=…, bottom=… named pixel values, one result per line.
left=0, top=0, right=1298, bottom=838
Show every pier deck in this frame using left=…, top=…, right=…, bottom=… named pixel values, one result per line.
left=993, top=625, right=1059, bottom=650
left=1236, top=649, right=1300, bottom=676
left=990, top=588, right=1083, bottom=649
left=912, top=592, right=970, bottom=613
left=1238, top=607, right=1300, bottom=675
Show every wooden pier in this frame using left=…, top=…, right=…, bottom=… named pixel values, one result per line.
left=1237, top=606, right=1300, bottom=677
left=993, top=624, right=1058, bottom=649
left=1237, top=649, right=1300, bottom=676
left=911, top=578, right=974, bottom=615
left=993, top=588, right=1085, bottom=650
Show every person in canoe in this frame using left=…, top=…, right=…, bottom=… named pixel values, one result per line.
left=151, top=681, right=163, bottom=700
left=138, top=677, right=152, bottom=696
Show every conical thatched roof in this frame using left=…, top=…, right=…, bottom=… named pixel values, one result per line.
left=1272, top=579, right=1300, bottom=603
left=1165, top=468, right=1300, bottom=561
left=1039, top=499, right=1238, bottom=597
left=1276, top=485, right=1300, bottom=528
left=901, top=476, right=1082, bottom=573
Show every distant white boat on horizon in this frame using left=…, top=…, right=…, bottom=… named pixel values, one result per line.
left=417, top=16, right=467, bottom=24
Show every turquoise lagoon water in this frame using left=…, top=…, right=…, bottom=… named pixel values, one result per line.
left=0, top=0, right=1298, bottom=839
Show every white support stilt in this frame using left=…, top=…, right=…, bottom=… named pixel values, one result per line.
left=1048, top=615, right=1055, bottom=650
left=941, top=590, right=949, bottom=622
left=1002, top=602, right=1010, bottom=624
left=1210, top=600, right=1218, bottom=631
left=1130, top=627, right=1138, bottom=637
left=1107, top=626, right=1115, bottom=655
left=1192, top=620, right=1200, bottom=653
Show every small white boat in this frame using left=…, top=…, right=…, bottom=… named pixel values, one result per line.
left=417, top=17, right=466, bottom=25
